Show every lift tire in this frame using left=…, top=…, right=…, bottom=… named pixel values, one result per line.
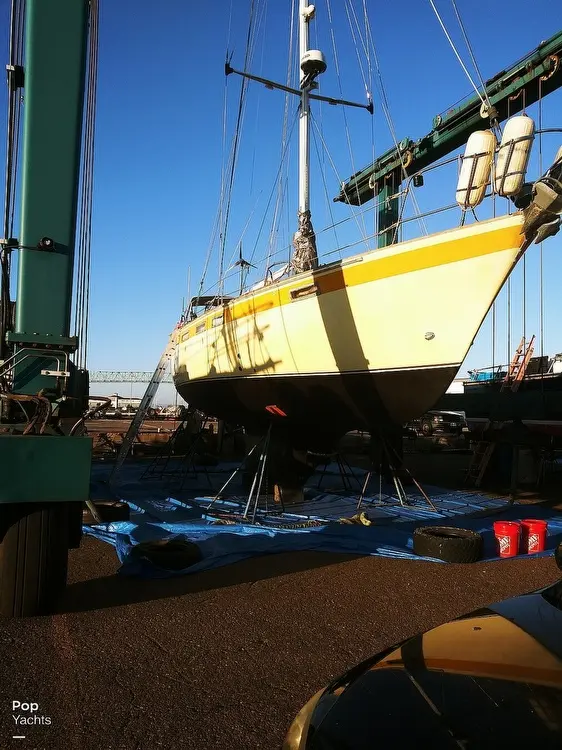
left=413, top=525, right=483, bottom=563
left=0, top=503, right=70, bottom=618
left=82, top=500, right=130, bottom=526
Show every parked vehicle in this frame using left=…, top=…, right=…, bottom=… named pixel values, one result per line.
left=405, top=409, right=470, bottom=438
left=284, top=544, right=562, bottom=749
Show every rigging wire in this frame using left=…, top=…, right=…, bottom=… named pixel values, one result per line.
left=196, top=59, right=235, bottom=301
left=73, top=0, right=99, bottom=370
left=266, top=0, right=297, bottom=271
left=328, top=0, right=367, bottom=238
left=428, top=0, right=486, bottom=107
left=1, top=0, right=25, bottom=360
left=311, top=122, right=341, bottom=257
left=538, top=78, right=544, bottom=364
left=362, top=0, right=376, bottom=241
left=196, top=0, right=241, bottom=302
left=217, top=0, right=257, bottom=296
left=309, top=113, right=370, bottom=249
left=247, top=0, right=268, bottom=194
left=248, top=111, right=299, bottom=267
left=449, top=0, right=494, bottom=115
left=359, top=8, right=428, bottom=235
left=199, top=194, right=468, bottom=297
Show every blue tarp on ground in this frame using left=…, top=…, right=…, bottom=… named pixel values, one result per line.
left=83, top=499, right=562, bottom=578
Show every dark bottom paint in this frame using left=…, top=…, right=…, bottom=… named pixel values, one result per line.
left=175, top=366, right=459, bottom=450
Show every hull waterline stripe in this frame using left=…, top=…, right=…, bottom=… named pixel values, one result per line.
left=179, top=215, right=524, bottom=337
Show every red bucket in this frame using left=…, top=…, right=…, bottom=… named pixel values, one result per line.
left=521, top=519, right=548, bottom=554
left=493, top=520, right=520, bottom=558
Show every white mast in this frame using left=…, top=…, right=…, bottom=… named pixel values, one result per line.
left=224, top=2, right=371, bottom=274
left=292, top=2, right=326, bottom=273
left=298, top=0, right=311, bottom=215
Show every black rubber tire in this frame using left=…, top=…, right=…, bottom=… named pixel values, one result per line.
left=420, top=419, right=433, bottom=437
left=0, top=503, right=70, bottom=618
left=82, top=500, right=130, bottom=526
left=413, top=525, right=483, bottom=563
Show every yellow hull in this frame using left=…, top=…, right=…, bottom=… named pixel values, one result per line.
left=173, top=213, right=526, bottom=431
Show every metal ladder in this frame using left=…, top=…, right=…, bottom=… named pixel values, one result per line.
left=466, top=336, right=536, bottom=487
left=500, top=335, right=535, bottom=392
left=109, top=329, right=179, bottom=486
left=465, top=439, right=497, bottom=488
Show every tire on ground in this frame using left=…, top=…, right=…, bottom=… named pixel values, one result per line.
left=413, top=525, right=483, bottom=563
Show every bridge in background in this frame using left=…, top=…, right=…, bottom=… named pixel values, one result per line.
left=89, top=371, right=174, bottom=384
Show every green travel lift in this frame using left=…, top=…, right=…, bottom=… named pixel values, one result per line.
left=336, top=30, right=562, bottom=246
left=0, top=0, right=93, bottom=617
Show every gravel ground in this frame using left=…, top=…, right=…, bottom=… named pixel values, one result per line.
left=0, top=535, right=559, bottom=750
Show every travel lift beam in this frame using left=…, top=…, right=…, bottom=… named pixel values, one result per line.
left=335, top=29, right=562, bottom=247
left=0, top=0, right=92, bottom=617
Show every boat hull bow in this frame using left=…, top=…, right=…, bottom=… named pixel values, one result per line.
left=174, top=214, right=526, bottom=443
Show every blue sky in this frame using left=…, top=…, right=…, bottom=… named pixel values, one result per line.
left=1, top=0, right=561, bottom=404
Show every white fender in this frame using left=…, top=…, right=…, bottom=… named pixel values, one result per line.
left=456, top=130, right=496, bottom=209
left=495, top=115, right=535, bottom=196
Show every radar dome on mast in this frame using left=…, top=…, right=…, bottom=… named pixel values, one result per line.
left=300, top=50, right=327, bottom=79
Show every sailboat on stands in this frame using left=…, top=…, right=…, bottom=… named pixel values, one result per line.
left=172, top=2, right=562, bottom=476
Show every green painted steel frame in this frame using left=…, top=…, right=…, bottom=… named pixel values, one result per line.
left=376, top=178, right=400, bottom=249
left=0, top=435, right=92, bottom=504
left=1, top=0, right=93, bottom=506
left=337, top=30, right=562, bottom=208
left=15, top=0, right=89, bottom=342
left=12, top=0, right=89, bottom=394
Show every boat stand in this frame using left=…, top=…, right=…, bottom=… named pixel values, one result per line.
left=314, top=451, right=363, bottom=494
left=205, top=426, right=280, bottom=522
left=140, top=413, right=213, bottom=490
left=356, top=437, right=438, bottom=513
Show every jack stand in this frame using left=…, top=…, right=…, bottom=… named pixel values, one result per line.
left=357, top=437, right=438, bottom=513
left=243, top=425, right=273, bottom=522
left=205, top=426, right=297, bottom=523
left=141, top=412, right=213, bottom=490
left=314, top=451, right=362, bottom=494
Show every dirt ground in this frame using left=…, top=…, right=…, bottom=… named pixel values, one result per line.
left=1, top=441, right=561, bottom=749
left=0, top=537, right=559, bottom=750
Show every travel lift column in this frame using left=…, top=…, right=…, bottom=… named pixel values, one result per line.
left=0, top=0, right=92, bottom=618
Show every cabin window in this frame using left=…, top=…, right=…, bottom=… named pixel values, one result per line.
left=196, top=323, right=205, bottom=335
left=212, top=314, right=224, bottom=328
